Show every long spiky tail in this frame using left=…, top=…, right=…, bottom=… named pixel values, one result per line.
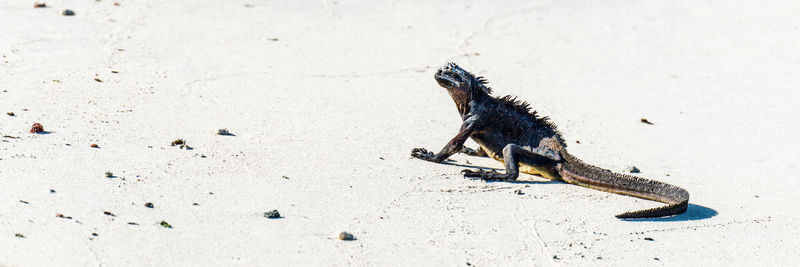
left=556, top=152, right=690, bottom=219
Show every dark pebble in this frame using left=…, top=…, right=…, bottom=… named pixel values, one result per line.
left=62, top=9, right=75, bottom=16
left=338, top=231, right=355, bottom=241
left=264, top=210, right=281, bottom=219
left=627, top=166, right=641, bottom=173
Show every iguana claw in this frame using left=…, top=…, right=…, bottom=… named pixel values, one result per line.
left=411, top=147, right=435, bottom=161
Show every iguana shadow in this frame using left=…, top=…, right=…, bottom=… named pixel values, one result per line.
left=619, top=203, right=717, bottom=222
left=442, top=161, right=566, bottom=184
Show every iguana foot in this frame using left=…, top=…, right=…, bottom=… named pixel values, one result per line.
left=411, top=147, right=435, bottom=161
left=462, top=169, right=512, bottom=181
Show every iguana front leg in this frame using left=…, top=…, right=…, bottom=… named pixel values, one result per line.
left=411, top=120, right=478, bottom=163
left=463, top=143, right=562, bottom=181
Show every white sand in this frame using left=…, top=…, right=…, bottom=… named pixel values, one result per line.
left=2, top=0, right=799, bottom=265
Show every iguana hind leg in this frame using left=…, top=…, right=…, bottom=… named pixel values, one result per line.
left=463, top=143, right=560, bottom=181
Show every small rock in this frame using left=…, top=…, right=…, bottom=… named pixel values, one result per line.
left=128, top=222, right=139, bottom=225
left=90, top=144, right=99, bottom=148
left=19, top=200, right=29, bottom=204
left=29, top=123, right=45, bottom=133
left=94, top=78, right=102, bottom=82
left=627, top=166, right=641, bottom=173
left=105, top=171, right=114, bottom=178
left=216, top=128, right=233, bottom=136
left=513, top=189, right=524, bottom=195
left=263, top=210, right=281, bottom=218
left=34, top=2, right=47, bottom=8
left=640, top=118, right=654, bottom=125
left=144, top=202, right=154, bottom=208
left=103, top=211, right=115, bottom=217
left=6, top=112, right=14, bottom=116
left=62, top=9, right=75, bottom=16
left=15, top=233, right=25, bottom=238
left=91, top=233, right=98, bottom=237
left=338, top=231, right=355, bottom=241
left=160, top=220, right=172, bottom=228
left=50, top=189, right=56, bottom=193
left=171, top=139, right=192, bottom=149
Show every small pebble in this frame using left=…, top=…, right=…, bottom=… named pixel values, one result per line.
left=144, top=202, right=154, bottom=208
left=513, top=189, right=524, bottom=195
left=6, top=112, right=14, bottom=116
left=338, top=231, right=355, bottom=241
left=33, top=2, right=46, bottom=8
left=644, top=237, right=654, bottom=241
left=15, top=233, right=25, bottom=238
left=29, top=123, right=45, bottom=133
left=216, top=128, right=233, bottom=136
left=62, top=9, right=75, bottom=16
left=160, top=220, right=172, bottom=228
left=640, top=118, right=654, bottom=125
left=103, top=211, right=115, bottom=217
left=105, top=171, right=114, bottom=178
left=90, top=144, right=99, bottom=148
left=263, top=210, right=281, bottom=218
left=627, top=166, right=641, bottom=173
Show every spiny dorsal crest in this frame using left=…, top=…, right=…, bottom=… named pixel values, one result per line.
left=497, top=95, right=559, bottom=129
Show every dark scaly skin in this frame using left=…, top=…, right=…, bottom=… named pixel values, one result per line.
left=411, top=63, right=689, bottom=219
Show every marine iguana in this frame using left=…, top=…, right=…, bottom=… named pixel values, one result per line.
left=411, top=62, right=689, bottom=219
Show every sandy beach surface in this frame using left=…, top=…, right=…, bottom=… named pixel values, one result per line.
left=2, top=0, right=800, bottom=265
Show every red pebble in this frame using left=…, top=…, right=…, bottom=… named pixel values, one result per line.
left=30, top=123, right=44, bottom=133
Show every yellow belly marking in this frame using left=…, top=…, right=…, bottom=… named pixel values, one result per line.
left=480, top=145, right=558, bottom=180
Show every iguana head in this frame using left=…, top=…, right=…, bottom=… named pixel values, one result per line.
left=435, top=62, right=492, bottom=114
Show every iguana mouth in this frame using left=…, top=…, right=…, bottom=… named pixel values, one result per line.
left=434, top=72, right=459, bottom=88
left=434, top=63, right=466, bottom=89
